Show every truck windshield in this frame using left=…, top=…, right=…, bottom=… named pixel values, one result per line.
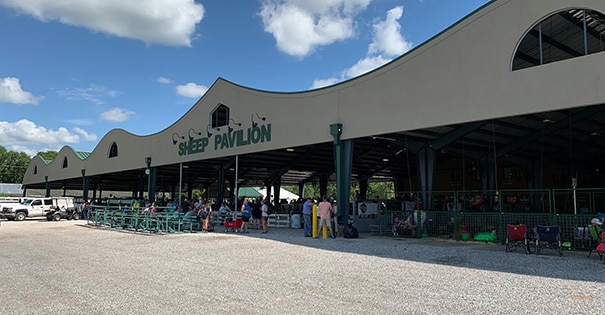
left=21, top=199, right=33, bottom=205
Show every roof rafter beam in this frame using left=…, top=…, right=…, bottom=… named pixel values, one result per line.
left=430, top=121, right=488, bottom=150
left=497, top=106, right=605, bottom=157
left=528, top=28, right=583, bottom=59
left=275, top=144, right=328, bottom=177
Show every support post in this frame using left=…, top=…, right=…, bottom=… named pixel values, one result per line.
left=145, top=157, right=156, bottom=202
left=81, top=169, right=89, bottom=202
left=44, top=176, right=50, bottom=197
left=330, top=123, right=352, bottom=225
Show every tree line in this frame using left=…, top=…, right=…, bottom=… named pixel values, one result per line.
left=0, top=146, right=57, bottom=183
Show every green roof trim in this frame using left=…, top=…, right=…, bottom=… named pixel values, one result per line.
left=74, top=151, right=91, bottom=160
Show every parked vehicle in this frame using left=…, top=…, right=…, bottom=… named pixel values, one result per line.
left=1, top=197, right=23, bottom=224
left=46, top=206, right=80, bottom=221
left=1, top=197, right=75, bottom=221
left=0, top=197, right=23, bottom=211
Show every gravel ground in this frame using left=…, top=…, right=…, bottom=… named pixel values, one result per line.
left=0, top=218, right=603, bottom=315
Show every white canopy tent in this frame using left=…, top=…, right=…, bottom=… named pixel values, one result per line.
left=256, top=187, right=299, bottom=202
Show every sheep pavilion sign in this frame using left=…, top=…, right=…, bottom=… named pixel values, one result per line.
left=176, top=124, right=272, bottom=156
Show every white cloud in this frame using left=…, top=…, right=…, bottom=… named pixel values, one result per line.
left=100, top=107, right=136, bottom=122
left=73, top=127, right=98, bottom=141
left=176, top=82, right=208, bottom=99
left=343, top=55, right=391, bottom=78
left=259, top=0, right=371, bottom=57
left=311, top=6, right=412, bottom=89
left=0, top=0, right=204, bottom=46
left=0, top=119, right=95, bottom=155
left=155, top=76, right=173, bottom=84
left=0, top=77, right=43, bottom=105
left=57, top=83, right=118, bottom=105
left=311, top=77, right=339, bottom=89
left=368, top=6, right=412, bottom=57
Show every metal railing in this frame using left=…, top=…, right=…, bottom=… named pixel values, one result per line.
left=370, top=188, right=604, bottom=251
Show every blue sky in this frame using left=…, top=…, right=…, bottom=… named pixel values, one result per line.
left=0, top=0, right=490, bottom=156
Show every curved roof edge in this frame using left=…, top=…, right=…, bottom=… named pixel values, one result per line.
left=218, top=1, right=497, bottom=94
left=49, top=0, right=497, bottom=161
left=32, top=155, right=51, bottom=165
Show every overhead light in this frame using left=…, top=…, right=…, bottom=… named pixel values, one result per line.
left=542, top=119, right=555, bottom=123
left=382, top=158, right=389, bottom=162
left=591, top=132, right=600, bottom=136
left=286, top=148, right=295, bottom=152
left=372, top=136, right=396, bottom=141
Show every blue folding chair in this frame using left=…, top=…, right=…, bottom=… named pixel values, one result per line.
left=534, top=225, right=562, bottom=256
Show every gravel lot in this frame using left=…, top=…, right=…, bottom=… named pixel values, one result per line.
left=0, top=218, right=603, bottom=315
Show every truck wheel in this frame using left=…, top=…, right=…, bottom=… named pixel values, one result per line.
left=72, top=213, right=80, bottom=220
left=15, top=212, right=26, bottom=221
left=53, top=213, right=61, bottom=221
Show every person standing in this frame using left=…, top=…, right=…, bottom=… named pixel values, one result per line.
left=260, top=199, right=269, bottom=234
left=315, top=196, right=335, bottom=239
left=240, top=199, right=252, bottom=233
left=201, top=201, right=212, bottom=233
left=302, top=197, right=313, bottom=237
left=251, top=199, right=262, bottom=230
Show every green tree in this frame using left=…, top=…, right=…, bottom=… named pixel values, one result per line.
left=37, top=151, right=58, bottom=162
left=291, top=180, right=395, bottom=201
left=0, top=146, right=31, bottom=183
left=367, top=181, right=396, bottom=200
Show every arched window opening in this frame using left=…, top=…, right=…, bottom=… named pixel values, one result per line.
left=108, top=142, right=118, bottom=158
left=62, top=157, right=68, bottom=169
left=211, top=103, right=230, bottom=129
left=512, top=9, right=605, bottom=71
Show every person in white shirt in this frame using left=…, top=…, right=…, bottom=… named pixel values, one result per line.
left=261, top=199, right=269, bottom=234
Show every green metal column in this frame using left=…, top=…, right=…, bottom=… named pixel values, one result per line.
left=319, top=174, right=328, bottom=198
left=44, top=175, right=50, bottom=197
left=417, top=144, right=436, bottom=210
left=359, top=178, right=368, bottom=200
left=145, top=157, right=157, bottom=202
left=81, top=169, right=89, bottom=202
left=138, top=175, right=145, bottom=199
left=217, top=167, right=225, bottom=204
left=273, top=178, right=281, bottom=204
left=330, top=123, right=353, bottom=223
left=330, top=124, right=344, bottom=219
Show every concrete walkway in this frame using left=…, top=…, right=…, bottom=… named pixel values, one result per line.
left=0, top=219, right=603, bottom=314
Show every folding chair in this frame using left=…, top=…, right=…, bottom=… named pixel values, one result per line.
left=534, top=225, right=562, bottom=256
left=505, top=224, right=530, bottom=253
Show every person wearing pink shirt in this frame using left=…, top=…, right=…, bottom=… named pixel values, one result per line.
left=314, top=196, right=335, bottom=239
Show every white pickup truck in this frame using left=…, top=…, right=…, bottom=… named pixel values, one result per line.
left=1, top=197, right=74, bottom=221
